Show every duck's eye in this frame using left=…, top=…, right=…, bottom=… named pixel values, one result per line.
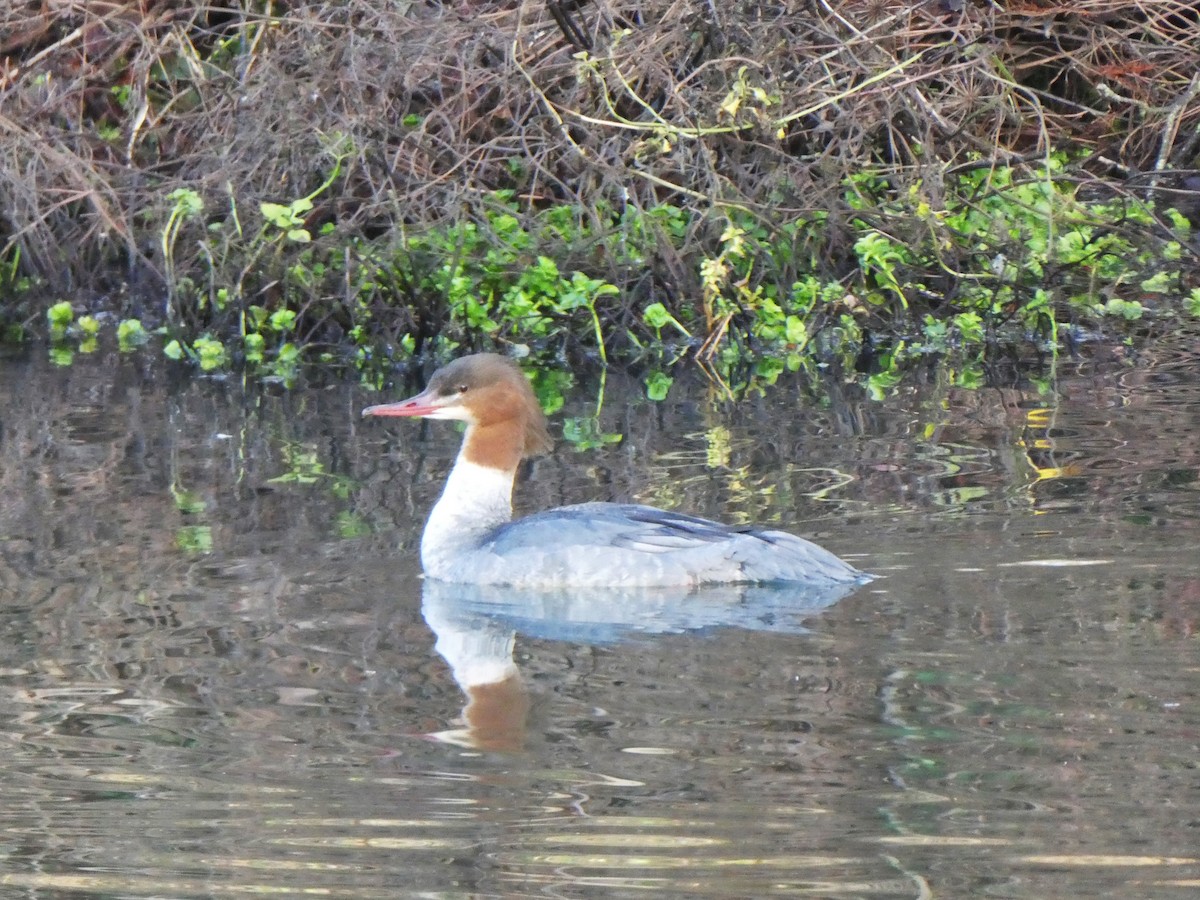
left=456, top=384, right=469, bottom=394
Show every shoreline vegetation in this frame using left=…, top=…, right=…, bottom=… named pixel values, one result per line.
left=2, top=0, right=1199, bottom=394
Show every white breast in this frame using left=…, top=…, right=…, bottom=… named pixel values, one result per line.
left=421, top=458, right=515, bottom=578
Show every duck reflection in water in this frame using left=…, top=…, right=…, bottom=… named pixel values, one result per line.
left=419, top=576, right=863, bottom=751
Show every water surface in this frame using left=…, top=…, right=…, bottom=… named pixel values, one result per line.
left=1, top=340, right=1198, bottom=897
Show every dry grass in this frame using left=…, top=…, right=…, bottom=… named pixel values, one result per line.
left=1, top=0, right=1198, bottom=328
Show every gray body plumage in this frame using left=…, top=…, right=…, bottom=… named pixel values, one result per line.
left=423, top=501, right=867, bottom=588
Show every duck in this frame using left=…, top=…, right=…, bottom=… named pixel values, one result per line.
left=363, top=353, right=868, bottom=588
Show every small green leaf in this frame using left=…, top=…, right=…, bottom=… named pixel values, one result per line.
left=244, top=332, right=265, bottom=363
left=49, top=346, right=74, bottom=366
left=336, top=511, right=372, bottom=539
left=193, top=335, right=227, bottom=371
left=168, top=188, right=204, bottom=217
left=260, top=202, right=294, bottom=228
left=645, top=371, right=673, bottom=401
left=1186, top=288, right=1200, bottom=317
left=276, top=343, right=300, bottom=364
left=1139, top=272, right=1173, bottom=293
left=176, top=525, right=213, bottom=554
left=172, top=488, right=207, bottom=515
left=117, top=318, right=149, bottom=349
left=784, top=315, right=807, bottom=345
left=561, top=417, right=624, bottom=451
left=1103, top=297, right=1144, bottom=321
left=47, top=301, right=74, bottom=331
left=268, top=309, right=297, bottom=332
left=954, top=311, right=984, bottom=344
left=643, top=302, right=671, bottom=329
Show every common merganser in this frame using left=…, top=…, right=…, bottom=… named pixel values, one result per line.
left=363, top=353, right=868, bottom=588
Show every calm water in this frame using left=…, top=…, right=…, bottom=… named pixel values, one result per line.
left=1, top=339, right=1198, bottom=898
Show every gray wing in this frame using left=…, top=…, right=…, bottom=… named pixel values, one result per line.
left=485, top=502, right=765, bottom=555
left=479, top=502, right=866, bottom=586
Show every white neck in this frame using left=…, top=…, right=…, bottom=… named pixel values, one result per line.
left=420, top=452, right=515, bottom=576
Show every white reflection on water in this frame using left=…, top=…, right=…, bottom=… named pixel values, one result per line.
left=420, top=577, right=864, bottom=751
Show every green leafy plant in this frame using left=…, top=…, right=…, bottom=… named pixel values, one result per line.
left=165, top=334, right=227, bottom=371
left=162, top=187, right=204, bottom=310
left=240, top=305, right=303, bottom=378
left=176, top=525, right=213, bottom=554
left=268, top=444, right=327, bottom=485
left=47, top=301, right=74, bottom=336
left=0, top=245, right=28, bottom=298
left=645, top=370, right=673, bottom=401
left=260, top=198, right=315, bottom=244
left=1186, top=288, right=1200, bottom=318
left=117, top=318, right=149, bottom=350
left=643, top=302, right=691, bottom=341
left=193, top=335, right=226, bottom=370
left=76, top=315, right=100, bottom=353
left=854, top=231, right=910, bottom=307
left=561, top=416, right=624, bottom=451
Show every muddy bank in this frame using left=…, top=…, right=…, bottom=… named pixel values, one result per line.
left=1, top=1, right=1198, bottom=373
